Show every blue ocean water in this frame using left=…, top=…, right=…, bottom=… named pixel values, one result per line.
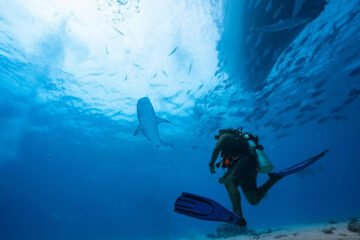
left=0, top=0, right=360, bottom=239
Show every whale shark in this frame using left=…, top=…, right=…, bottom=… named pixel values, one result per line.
left=134, top=97, right=171, bottom=148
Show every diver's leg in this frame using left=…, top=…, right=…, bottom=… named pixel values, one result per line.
left=224, top=179, right=247, bottom=226
left=243, top=174, right=283, bottom=205
left=225, top=180, right=242, bottom=216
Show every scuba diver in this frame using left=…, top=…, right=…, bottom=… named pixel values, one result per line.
left=208, top=128, right=286, bottom=226
left=174, top=127, right=328, bottom=227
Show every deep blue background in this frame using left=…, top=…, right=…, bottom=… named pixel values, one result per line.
left=1, top=0, right=360, bottom=239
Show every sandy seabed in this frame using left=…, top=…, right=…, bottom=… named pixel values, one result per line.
left=179, top=220, right=360, bottom=240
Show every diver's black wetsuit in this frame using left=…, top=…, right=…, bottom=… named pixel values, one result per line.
left=219, top=133, right=259, bottom=191
left=209, top=132, right=282, bottom=226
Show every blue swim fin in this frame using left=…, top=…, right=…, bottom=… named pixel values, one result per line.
left=272, top=149, right=329, bottom=177
left=174, top=192, right=244, bottom=226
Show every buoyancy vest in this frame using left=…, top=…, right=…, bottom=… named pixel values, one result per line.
left=218, top=134, right=256, bottom=168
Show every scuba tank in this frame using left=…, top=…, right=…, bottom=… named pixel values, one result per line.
left=214, top=128, right=273, bottom=173
left=243, top=133, right=274, bottom=174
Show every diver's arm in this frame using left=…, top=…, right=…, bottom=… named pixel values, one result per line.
left=209, top=135, right=227, bottom=173
left=209, top=145, right=221, bottom=167
left=209, top=134, right=227, bottom=166
left=209, top=146, right=220, bottom=174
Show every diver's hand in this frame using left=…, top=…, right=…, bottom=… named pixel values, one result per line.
left=209, top=164, right=216, bottom=174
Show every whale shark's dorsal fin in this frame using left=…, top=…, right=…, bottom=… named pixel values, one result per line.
left=156, top=116, right=170, bottom=124
left=134, top=125, right=143, bottom=136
